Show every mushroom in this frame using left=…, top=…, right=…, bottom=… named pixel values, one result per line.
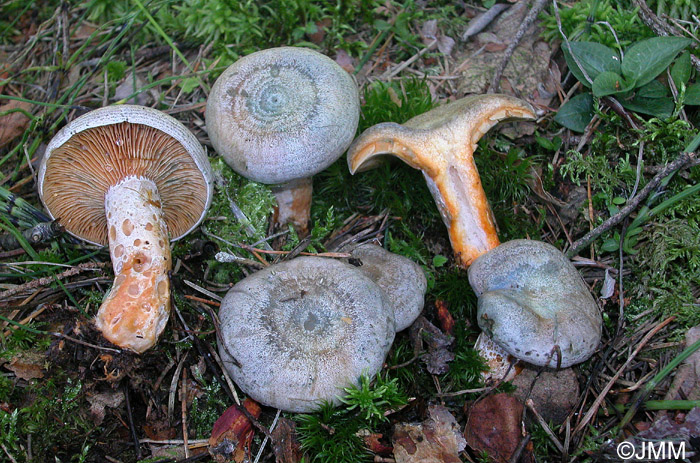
left=343, top=243, right=427, bottom=331
left=38, top=105, right=213, bottom=353
left=468, top=240, right=602, bottom=369
left=218, top=256, right=395, bottom=412
left=206, top=47, right=360, bottom=236
left=347, top=94, right=536, bottom=267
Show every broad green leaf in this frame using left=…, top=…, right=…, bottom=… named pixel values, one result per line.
left=621, top=37, right=692, bottom=87
left=554, top=92, right=594, bottom=132
left=601, top=238, right=619, bottom=252
left=686, top=83, right=700, bottom=105
left=671, top=51, right=691, bottom=88
left=562, top=42, right=620, bottom=87
left=178, top=77, right=199, bottom=94
left=619, top=96, right=674, bottom=118
left=432, top=255, right=448, bottom=267
left=636, top=80, right=668, bottom=99
left=592, top=71, right=634, bottom=97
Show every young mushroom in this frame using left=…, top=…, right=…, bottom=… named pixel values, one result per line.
left=468, top=240, right=602, bottom=369
left=347, top=94, right=536, bottom=267
left=218, top=256, right=395, bottom=412
left=38, top=105, right=213, bottom=353
left=206, top=47, right=360, bottom=236
left=342, top=242, right=427, bottom=331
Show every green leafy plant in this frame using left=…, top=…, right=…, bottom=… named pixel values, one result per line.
left=540, top=0, right=653, bottom=49
left=296, top=373, right=407, bottom=463
left=339, top=374, right=407, bottom=426
left=555, top=36, right=694, bottom=131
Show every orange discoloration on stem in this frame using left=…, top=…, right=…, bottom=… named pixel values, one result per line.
left=348, top=94, right=536, bottom=267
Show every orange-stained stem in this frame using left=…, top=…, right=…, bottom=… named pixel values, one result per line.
left=347, top=95, right=536, bottom=267
left=95, top=176, right=172, bottom=353
left=271, top=177, right=312, bottom=238
left=421, top=154, right=500, bottom=266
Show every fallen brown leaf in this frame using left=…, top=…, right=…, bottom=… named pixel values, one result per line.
left=6, top=351, right=45, bottom=381
left=87, top=390, right=125, bottom=426
left=361, top=430, right=393, bottom=455
left=0, top=100, right=32, bottom=149
left=465, top=393, right=532, bottom=463
left=434, top=300, right=455, bottom=335
left=393, top=405, right=466, bottom=463
left=272, top=417, right=303, bottom=463
left=209, top=398, right=262, bottom=463
left=410, top=317, right=454, bottom=375
left=511, top=367, right=579, bottom=425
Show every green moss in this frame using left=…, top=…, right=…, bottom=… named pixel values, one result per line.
left=295, top=373, right=406, bottom=463
left=540, top=0, right=654, bottom=50
left=206, top=158, right=276, bottom=247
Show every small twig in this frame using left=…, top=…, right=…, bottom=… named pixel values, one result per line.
left=52, top=331, right=121, bottom=353
left=462, top=3, right=510, bottom=40
left=182, top=279, right=222, bottom=302
left=567, top=151, right=696, bottom=256
left=380, top=39, right=437, bottom=80
left=508, top=434, right=531, bottom=463
left=525, top=399, right=565, bottom=453
left=489, top=0, right=547, bottom=92
left=0, top=261, right=107, bottom=300
left=253, top=408, right=282, bottom=463
left=633, top=0, right=700, bottom=72
left=124, top=382, right=142, bottom=460
left=138, top=439, right=209, bottom=445
left=181, top=367, right=189, bottom=459
left=0, top=443, right=18, bottom=463
left=435, top=386, right=491, bottom=398
left=573, top=316, right=675, bottom=434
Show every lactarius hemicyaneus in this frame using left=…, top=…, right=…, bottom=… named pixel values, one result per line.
left=206, top=47, right=360, bottom=236
left=347, top=94, right=536, bottom=267
left=218, top=257, right=395, bottom=412
left=468, top=240, right=602, bottom=369
left=38, top=105, right=213, bottom=353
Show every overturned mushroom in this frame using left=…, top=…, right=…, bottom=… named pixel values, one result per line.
left=347, top=94, right=536, bottom=267
left=343, top=243, right=427, bottom=331
left=468, top=240, right=602, bottom=369
left=206, top=47, right=360, bottom=236
left=218, top=257, right=395, bottom=412
left=38, top=105, right=212, bottom=353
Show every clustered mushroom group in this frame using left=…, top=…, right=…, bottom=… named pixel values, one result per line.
left=40, top=46, right=602, bottom=413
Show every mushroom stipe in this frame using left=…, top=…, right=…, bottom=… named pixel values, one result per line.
left=39, top=105, right=212, bottom=353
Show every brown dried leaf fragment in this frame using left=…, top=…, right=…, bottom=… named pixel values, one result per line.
left=0, top=100, right=32, bottom=148
left=393, top=405, right=466, bottom=463
left=272, top=417, right=303, bottom=463
left=465, top=393, right=532, bottom=463
left=410, top=316, right=455, bottom=375
left=209, top=398, right=262, bottom=463
left=6, top=351, right=45, bottom=381
left=434, top=300, right=455, bottom=335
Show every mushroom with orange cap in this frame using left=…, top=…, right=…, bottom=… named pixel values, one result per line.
left=206, top=46, right=360, bottom=236
left=38, top=105, right=213, bottom=353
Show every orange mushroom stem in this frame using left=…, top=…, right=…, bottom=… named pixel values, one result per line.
left=347, top=94, right=536, bottom=267
left=94, top=176, right=171, bottom=353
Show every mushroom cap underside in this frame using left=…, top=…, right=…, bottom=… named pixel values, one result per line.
left=218, top=256, right=395, bottom=412
left=468, top=240, right=602, bottom=368
left=38, top=105, right=213, bottom=246
left=206, top=47, right=360, bottom=184
left=347, top=94, right=536, bottom=174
